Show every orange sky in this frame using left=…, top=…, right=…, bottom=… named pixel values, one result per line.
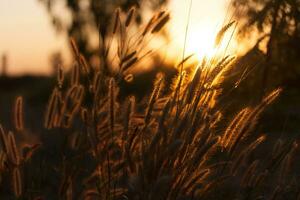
left=0, top=0, right=235, bottom=76
left=0, top=0, right=70, bottom=75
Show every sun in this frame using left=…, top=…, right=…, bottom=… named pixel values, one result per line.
left=186, top=28, right=218, bottom=61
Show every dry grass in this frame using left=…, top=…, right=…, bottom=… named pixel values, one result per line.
left=0, top=8, right=299, bottom=200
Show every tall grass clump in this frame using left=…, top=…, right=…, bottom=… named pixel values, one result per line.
left=0, top=8, right=299, bottom=200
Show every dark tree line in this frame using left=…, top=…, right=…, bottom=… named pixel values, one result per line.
left=233, top=0, right=300, bottom=93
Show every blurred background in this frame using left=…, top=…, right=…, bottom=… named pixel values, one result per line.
left=0, top=0, right=233, bottom=75
left=1, top=0, right=300, bottom=136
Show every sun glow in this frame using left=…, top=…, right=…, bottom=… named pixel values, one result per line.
left=168, top=0, right=237, bottom=66
left=186, top=27, right=218, bottom=60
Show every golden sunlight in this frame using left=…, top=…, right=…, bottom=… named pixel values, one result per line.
left=186, top=27, right=217, bottom=60
left=168, top=0, right=236, bottom=65
left=0, top=0, right=233, bottom=74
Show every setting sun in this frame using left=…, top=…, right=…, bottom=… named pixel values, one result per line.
left=186, top=27, right=217, bottom=60
left=168, top=0, right=235, bottom=65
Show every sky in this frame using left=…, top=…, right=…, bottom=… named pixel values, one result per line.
left=0, top=0, right=70, bottom=75
left=0, top=0, right=234, bottom=76
left=168, top=0, right=236, bottom=62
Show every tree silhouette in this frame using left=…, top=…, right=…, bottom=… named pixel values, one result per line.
left=39, top=0, right=168, bottom=62
left=233, top=0, right=300, bottom=94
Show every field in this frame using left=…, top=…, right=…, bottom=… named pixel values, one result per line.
left=1, top=3, right=300, bottom=200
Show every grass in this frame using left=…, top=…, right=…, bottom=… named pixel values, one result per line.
left=0, top=7, right=299, bottom=200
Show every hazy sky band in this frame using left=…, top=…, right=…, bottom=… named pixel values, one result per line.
left=0, top=0, right=230, bottom=75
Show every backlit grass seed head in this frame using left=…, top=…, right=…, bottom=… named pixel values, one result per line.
left=0, top=151, right=6, bottom=170
left=248, top=135, right=267, bottom=152
left=14, top=96, right=24, bottom=131
left=124, top=96, right=135, bottom=135
left=121, top=51, right=137, bottom=65
left=210, top=56, right=236, bottom=89
left=57, top=65, right=64, bottom=88
left=113, top=8, right=121, bottom=34
left=73, top=85, right=85, bottom=103
left=7, top=131, right=20, bottom=165
left=0, top=124, right=8, bottom=153
left=92, top=71, right=101, bottom=94
left=79, top=54, right=90, bottom=74
left=262, top=88, right=282, bottom=106
left=142, top=15, right=156, bottom=36
left=81, top=108, right=88, bottom=124
left=221, top=108, right=250, bottom=148
left=61, top=85, right=84, bottom=128
left=215, top=21, right=235, bottom=48
left=71, top=63, right=80, bottom=86
left=44, top=88, right=61, bottom=129
left=157, top=10, right=166, bottom=19
left=53, top=92, right=64, bottom=128
left=144, top=74, right=164, bottom=125
left=125, top=7, right=135, bottom=27
left=124, top=74, right=134, bottom=83
left=240, top=89, right=282, bottom=138
left=151, top=13, right=170, bottom=33
left=176, top=54, right=194, bottom=69
left=12, top=167, right=22, bottom=198
left=123, top=57, right=138, bottom=71
left=70, top=37, right=80, bottom=58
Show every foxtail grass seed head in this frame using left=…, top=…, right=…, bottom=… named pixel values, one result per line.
left=57, top=65, right=64, bottom=88
left=14, top=96, right=24, bottom=131
left=123, top=57, right=138, bottom=71
left=113, top=8, right=121, bottom=34
left=215, top=21, right=235, bottom=47
left=221, top=108, right=249, bottom=148
left=157, top=10, right=166, bottom=19
left=177, top=54, right=194, bottom=69
left=125, top=7, right=135, bottom=27
left=121, top=51, right=137, bottom=65
left=79, top=54, right=90, bottom=74
left=44, top=88, right=60, bottom=129
left=151, top=13, right=170, bottom=33
left=142, top=15, right=156, bottom=36
left=0, top=124, right=8, bottom=153
left=61, top=85, right=84, bottom=128
left=70, top=37, right=80, bottom=58
left=123, top=96, right=135, bottom=137
left=81, top=108, right=88, bottom=124
left=124, top=74, right=134, bottom=83
left=71, top=63, right=80, bottom=86
left=144, top=74, right=163, bottom=125
left=8, top=131, right=20, bottom=165
left=262, top=88, right=282, bottom=105
left=12, top=167, right=22, bottom=198
left=92, top=71, right=101, bottom=94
